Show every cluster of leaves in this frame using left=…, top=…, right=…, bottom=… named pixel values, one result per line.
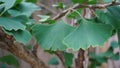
left=89, top=41, right=120, bottom=68
left=32, top=0, right=120, bottom=51
left=0, top=0, right=120, bottom=68
left=0, top=0, right=38, bottom=67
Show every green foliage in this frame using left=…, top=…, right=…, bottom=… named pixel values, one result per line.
left=14, top=0, right=22, bottom=5
left=0, top=63, right=7, bottom=68
left=0, top=0, right=16, bottom=14
left=107, top=6, right=120, bottom=18
left=63, top=52, right=73, bottom=68
left=4, top=29, right=32, bottom=45
left=110, top=41, right=119, bottom=48
left=96, top=6, right=120, bottom=45
left=96, top=9, right=120, bottom=29
left=0, top=55, right=19, bottom=68
left=32, top=20, right=74, bottom=51
left=26, top=0, right=38, bottom=3
left=110, top=53, right=120, bottom=60
left=26, top=45, right=33, bottom=50
left=64, top=20, right=113, bottom=50
left=8, top=2, right=40, bottom=17
left=67, top=9, right=82, bottom=18
left=48, top=57, right=59, bottom=65
left=0, top=17, right=26, bottom=31
left=89, top=41, right=120, bottom=68
left=37, top=15, right=56, bottom=24
left=0, top=0, right=120, bottom=67
left=38, top=15, right=50, bottom=22
left=52, top=2, right=66, bottom=9
left=117, top=29, right=120, bottom=45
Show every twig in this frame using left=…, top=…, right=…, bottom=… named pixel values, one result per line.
left=37, top=2, right=57, bottom=14
left=0, top=41, right=9, bottom=51
left=55, top=51, right=64, bottom=66
left=32, top=43, right=39, bottom=57
left=52, top=2, right=120, bottom=20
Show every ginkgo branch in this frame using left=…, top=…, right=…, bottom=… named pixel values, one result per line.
left=52, top=2, right=120, bottom=20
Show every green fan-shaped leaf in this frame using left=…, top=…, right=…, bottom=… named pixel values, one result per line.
left=96, top=9, right=120, bottom=29
left=0, top=17, right=26, bottom=31
left=107, top=6, right=120, bottom=18
left=8, top=2, right=40, bottom=17
left=12, top=15, right=35, bottom=25
left=0, top=55, right=19, bottom=67
left=4, top=29, right=32, bottom=45
left=64, top=21, right=113, bottom=50
left=32, top=20, right=74, bottom=51
left=0, top=0, right=16, bottom=14
left=96, top=7, right=120, bottom=45
left=12, top=15, right=29, bottom=25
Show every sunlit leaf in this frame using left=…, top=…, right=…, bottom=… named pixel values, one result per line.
left=64, top=20, right=112, bottom=50
left=32, top=20, right=74, bottom=51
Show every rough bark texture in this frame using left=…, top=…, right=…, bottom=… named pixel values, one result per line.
left=0, top=28, right=46, bottom=68
left=75, top=49, right=85, bottom=68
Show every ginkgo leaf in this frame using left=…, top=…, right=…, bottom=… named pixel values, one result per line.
left=0, top=17, right=26, bottom=31
left=63, top=21, right=113, bottom=50
left=8, top=2, right=40, bottom=17
left=0, top=55, right=19, bottom=67
left=96, top=10, right=120, bottom=29
left=4, top=29, right=32, bottom=45
left=32, top=20, right=74, bottom=51
left=0, top=0, right=16, bottom=14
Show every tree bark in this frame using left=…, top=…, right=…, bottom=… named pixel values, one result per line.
left=75, top=49, right=85, bottom=68
left=0, top=29, right=46, bottom=68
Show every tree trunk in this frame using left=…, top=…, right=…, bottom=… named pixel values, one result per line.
left=0, top=29, right=46, bottom=68
left=75, top=49, right=85, bottom=68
